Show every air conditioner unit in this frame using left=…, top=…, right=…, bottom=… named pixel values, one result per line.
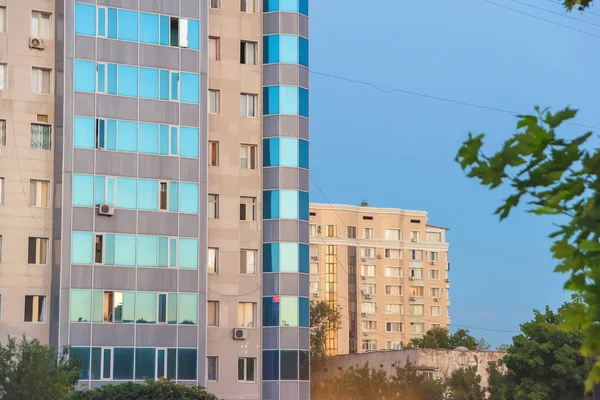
left=361, top=257, right=366, bottom=262
left=233, top=328, right=247, bottom=340
left=98, top=204, right=115, bottom=216
left=361, top=276, right=367, bottom=280
left=364, top=294, right=373, bottom=299
left=410, top=296, right=416, bottom=301
left=361, top=312, right=368, bottom=317
left=429, top=261, right=435, bottom=265
left=312, top=292, right=319, bottom=298
left=377, top=254, right=382, bottom=259
left=445, top=278, right=450, bottom=283
left=310, top=256, right=318, bottom=260
left=411, top=238, right=417, bottom=242
left=434, top=297, right=440, bottom=302
left=409, top=277, right=415, bottom=281
left=29, top=37, right=46, bottom=50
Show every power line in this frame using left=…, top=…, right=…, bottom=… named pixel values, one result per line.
left=508, top=0, right=600, bottom=26
left=309, top=70, right=600, bottom=131
left=483, top=0, right=600, bottom=38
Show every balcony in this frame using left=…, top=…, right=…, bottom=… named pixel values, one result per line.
left=409, top=260, right=423, bottom=268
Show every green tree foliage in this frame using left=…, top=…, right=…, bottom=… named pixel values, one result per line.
left=456, top=106, right=600, bottom=387
left=69, top=379, right=219, bottom=400
left=486, top=361, right=507, bottom=400
left=310, top=300, right=342, bottom=370
left=446, top=366, right=486, bottom=400
left=563, top=0, right=593, bottom=11
left=407, top=327, right=491, bottom=351
left=0, top=336, right=81, bottom=400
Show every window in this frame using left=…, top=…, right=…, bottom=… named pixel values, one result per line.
left=325, top=225, right=337, bottom=237
left=409, top=286, right=424, bottom=297
left=309, top=281, right=319, bottom=292
left=209, top=89, right=220, bottom=114
left=29, top=180, right=49, bottom=207
left=411, top=322, right=425, bottom=334
left=430, top=287, right=441, bottom=298
left=309, top=245, right=318, bottom=260
left=362, top=284, right=376, bottom=295
left=240, top=197, right=256, bottom=221
left=208, top=194, right=219, bottom=219
left=426, top=232, right=442, bottom=242
left=385, top=249, right=401, bottom=259
left=28, top=237, right=48, bottom=264
left=363, top=228, right=374, bottom=239
left=347, top=226, right=356, bottom=239
left=31, top=67, right=51, bottom=94
left=410, top=269, right=423, bottom=280
left=309, top=224, right=318, bottom=237
left=411, top=250, right=423, bottom=261
left=361, top=302, right=375, bottom=314
left=386, top=322, right=402, bottom=333
left=362, top=321, right=376, bottom=331
left=30, top=124, right=51, bottom=150
left=240, top=249, right=256, bottom=274
left=0, top=177, right=4, bottom=205
left=410, top=304, right=424, bottom=316
left=208, top=301, right=219, bottom=326
left=0, top=64, right=6, bottom=90
left=240, top=41, right=257, bottom=65
left=238, top=358, right=256, bottom=382
left=429, top=269, right=440, bottom=280
left=385, top=267, right=402, bottom=278
left=238, top=302, right=257, bottom=327
left=429, top=251, right=439, bottom=262
left=410, top=231, right=421, bottom=242
left=430, top=306, right=441, bottom=316
left=239, top=93, right=257, bottom=118
left=94, top=234, right=104, bottom=264
left=387, top=341, right=403, bottom=350
left=159, top=182, right=168, bottom=210
left=209, top=36, right=220, bottom=60
left=385, top=285, right=402, bottom=296
left=102, top=291, right=126, bottom=322
left=207, top=356, right=219, bottom=381
left=211, top=0, right=221, bottom=8
left=24, top=295, right=46, bottom=322
left=240, top=145, right=257, bottom=169
left=209, top=141, right=219, bottom=166
left=31, top=11, right=52, bottom=39
left=0, top=119, right=5, bottom=146
left=208, top=248, right=218, bottom=274
left=385, top=303, right=402, bottom=314
left=362, top=340, right=376, bottom=351
left=0, top=7, right=5, bottom=33
left=241, top=0, right=256, bottom=13
left=361, top=265, right=375, bottom=277
left=361, top=247, right=375, bottom=258
left=309, top=263, right=318, bottom=274
left=385, top=229, right=401, bottom=240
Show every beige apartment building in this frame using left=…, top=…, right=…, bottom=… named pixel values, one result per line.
left=309, top=202, right=450, bottom=355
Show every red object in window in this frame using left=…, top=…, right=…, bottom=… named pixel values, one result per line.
left=273, top=296, right=280, bottom=303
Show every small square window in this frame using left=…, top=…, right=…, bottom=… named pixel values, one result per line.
left=240, top=41, right=257, bottom=65
left=24, top=295, right=46, bottom=322
left=240, top=196, right=256, bottom=221
left=31, top=11, right=52, bottom=39
left=30, top=123, right=51, bottom=150
left=239, top=93, right=257, bottom=118
left=29, top=180, right=50, bottom=207
left=210, top=0, right=221, bottom=9
left=241, top=0, right=256, bottom=13
left=238, top=358, right=256, bottom=382
left=237, top=302, right=257, bottom=327
left=28, top=237, right=48, bottom=264
left=207, top=356, right=219, bottom=381
left=209, top=141, right=219, bottom=166
left=240, top=144, right=257, bottom=169
left=31, top=67, right=52, bottom=94
left=209, top=36, right=220, bottom=60
left=240, top=249, right=256, bottom=274
left=209, top=89, right=220, bottom=114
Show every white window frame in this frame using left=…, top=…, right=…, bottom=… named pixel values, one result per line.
left=31, top=66, right=52, bottom=95
left=155, top=348, right=168, bottom=379
left=385, top=303, right=403, bottom=315
left=237, top=357, right=256, bottom=382
left=237, top=302, right=257, bottom=328
left=240, top=196, right=256, bottom=221
left=28, top=237, right=49, bottom=265
left=429, top=269, right=440, bottom=280
left=156, top=292, right=168, bottom=324
left=208, top=247, right=219, bottom=274
left=208, top=301, right=219, bottom=327
left=385, top=249, right=401, bottom=259
left=100, top=347, right=114, bottom=380
left=362, top=320, right=376, bottom=331
left=430, top=306, right=441, bottom=317
left=361, top=302, right=376, bottom=315
left=411, top=322, right=425, bottom=334
left=178, top=18, right=189, bottom=48
left=385, top=229, right=401, bottom=241
left=103, top=291, right=124, bottom=323
left=384, top=267, right=401, bottom=278
left=240, top=249, right=256, bottom=275
left=385, top=285, right=402, bottom=296
left=209, top=89, right=220, bottom=114
left=208, top=194, right=219, bottom=219
left=240, top=93, right=257, bottom=118
left=31, top=10, right=52, bottom=39
left=362, top=284, right=376, bottom=295
left=429, top=251, right=440, bottom=262
left=158, top=181, right=169, bottom=211
left=410, top=231, right=421, bottom=242
left=24, top=295, right=46, bottom=323
left=410, top=268, right=423, bottom=280
left=410, top=304, right=424, bottom=316
left=361, top=265, right=375, bottom=277
left=96, top=63, right=108, bottom=94
left=29, top=179, right=50, bottom=207
left=362, top=339, right=377, bottom=351
left=240, top=144, right=257, bottom=169
left=207, top=356, right=219, bottom=382
left=409, top=286, right=424, bottom=298
left=241, top=0, right=257, bottom=13
left=386, top=321, right=403, bottom=333
left=430, top=287, right=441, bottom=298
left=97, top=7, right=108, bottom=38
left=362, top=228, right=374, bottom=240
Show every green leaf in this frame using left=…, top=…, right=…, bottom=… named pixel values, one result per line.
left=543, top=107, right=578, bottom=128
left=529, top=206, right=560, bottom=215
left=580, top=240, right=600, bottom=252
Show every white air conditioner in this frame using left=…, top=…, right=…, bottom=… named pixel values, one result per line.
left=361, top=276, right=367, bottom=280
left=410, top=296, right=416, bottom=301
left=361, top=257, right=366, bottom=262
left=434, top=297, right=440, bottom=302
left=98, top=204, right=115, bottom=216
left=376, top=254, right=382, bottom=259
left=312, top=292, right=319, bottom=298
left=409, top=277, right=415, bottom=281
left=445, top=278, right=450, bottom=283
left=361, top=312, right=368, bottom=317
left=29, top=37, right=46, bottom=50
left=364, top=294, right=373, bottom=299
left=411, top=238, right=417, bottom=242
left=233, top=328, right=247, bottom=340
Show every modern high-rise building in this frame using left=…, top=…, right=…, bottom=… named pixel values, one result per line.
left=309, top=202, right=450, bottom=355
left=0, top=1, right=309, bottom=399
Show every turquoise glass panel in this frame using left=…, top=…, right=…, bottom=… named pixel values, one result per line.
left=75, top=4, right=96, bottom=36
left=280, top=0, right=298, bottom=12
left=117, top=65, right=138, bottom=96
left=299, top=243, right=309, bottom=273
left=70, top=347, right=91, bottom=379
left=138, top=179, right=158, bottom=210
left=97, top=119, right=105, bottom=148
left=97, top=8, right=106, bottom=36
left=117, top=120, right=138, bottom=152
left=171, top=72, right=178, bottom=100
left=180, top=127, right=199, bottom=158
left=279, top=190, right=299, bottom=219
left=299, top=88, right=309, bottom=117
left=117, top=9, right=138, bottom=41
left=179, top=183, right=199, bottom=213
left=159, top=70, right=170, bottom=100
left=180, top=73, right=198, bottom=104
left=107, top=8, right=117, bottom=39
left=299, top=37, right=309, bottom=67
left=158, top=237, right=168, bottom=267
left=279, top=138, right=299, bottom=167
left=73, top=174, right=94, bottom=206
left=70, top=289, right=92, bottom=322
left=179, top=238, right=198, bottom=269
left=140, top=13, right=159, bottom=44
left=92, top=291, right=103, bottom=322
left=159, top=125, right=169, bottom=155
left=169, top=239, right=177, bottom=267
left=106, top=177, right=115, bottom=205
left=74, top=60, right=96, bottom=92
left=159, top=15, right=170, bottom=46
left=300, top=0, right=308, bottom=15
left=123, top=292, right=135, bottom=322
left=263, top=349, right=279, bottom=379
left=299, top=191, right=309, bottom=221
left=178, top=294, right=198, bottom=324
left=139, top=123, right=159, bottom=154
left=170, top=127, right=178, bottom=155
left=91, top=347, right=102, bottom=379
left=137, top=236, right=157, bottom=267
left=105, top=234, right=115, bottom=265
left=177, top=349, right=197, bottom=380
left=107, top=64, right=117, bottom=94
left=97, top=63, right=105, bottom=92
left=264, top=297, right=280, bottom=327
left=106, top=119, right=117, bottom=150
left=115, top=234, right=136, bottom=266
left=94, top=176, right=105, bottom=205
left=188, top=19, right=199, bottom=50
left=72, top=232, right=93, bottom=264
left=299, top=139, right=309, bottom=169
left=299, top=297, right=309, bottom=327
left=264, top=0, right=280, bottom=13
left=135, top=348, right=156, bottom=380
left=279, top=242, right=299, bottom=272
left=280, top=86, right=299, bottom=115
left=263, top=138, right=279, bottom=167
left=169, top=182, right=178, bottom=212
left=279, top=35, right=299, bottom=64
left=116, top=177, right=137, bottom=209
left=113, top=348, right=134, bottom=379
left=263, top=190, right=279, bottom=219
left=263, top=243, right=279, bottom=272
left=139, top=68, right=159, bottom=99
left=168, top=293, right=177, bottom=324
left=263, top=86, right=279, bottom=115
left=263, top=35, right=279, bottom=64
left=280, top=296, right=299, bottom=326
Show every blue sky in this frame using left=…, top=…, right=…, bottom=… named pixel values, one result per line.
left=308, top=0, right=599, bottom=347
